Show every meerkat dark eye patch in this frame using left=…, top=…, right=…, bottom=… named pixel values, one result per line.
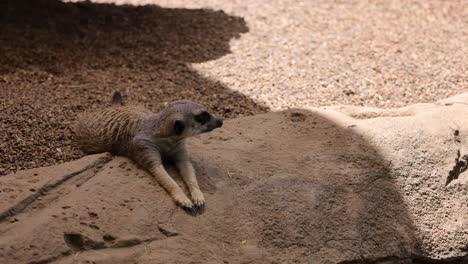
left=174, top=120, right=185, bottom=135
left=195, top=111, right=211, bottom=125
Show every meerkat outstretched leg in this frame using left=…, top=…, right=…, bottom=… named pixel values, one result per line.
left=176, top=158, right=205, bottom=211
left=130, top=138, right=194, bottom=210
left=150, top=164, right=194, bottom=209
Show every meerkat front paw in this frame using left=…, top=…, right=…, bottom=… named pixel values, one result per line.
left=190, top=190, right=206, bottom=214
left=173, top=193, right=194, bottom=212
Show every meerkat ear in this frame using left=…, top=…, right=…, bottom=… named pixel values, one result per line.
left=112, top=91, right=124, bottom=105
left=174, top=120, right=185, bottom=135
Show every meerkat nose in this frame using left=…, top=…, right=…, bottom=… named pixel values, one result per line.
left=216, top=119, right=223, bottom=128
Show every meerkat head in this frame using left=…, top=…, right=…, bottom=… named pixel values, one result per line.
left=158, top=100, right=223, bottom=138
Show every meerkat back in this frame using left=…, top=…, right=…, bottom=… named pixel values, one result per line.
left=74, top=104, right=150, bottom=155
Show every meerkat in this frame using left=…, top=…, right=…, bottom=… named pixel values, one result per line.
left=73, top=92, right=223, bottom=214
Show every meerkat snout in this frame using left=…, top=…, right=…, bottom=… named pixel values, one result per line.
left=201, top=114, right=223, bottom=133
left=215, top=119, right=223, bottom=128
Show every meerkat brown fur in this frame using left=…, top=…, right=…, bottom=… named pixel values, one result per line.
left=74, top=92, right=223, bottom=214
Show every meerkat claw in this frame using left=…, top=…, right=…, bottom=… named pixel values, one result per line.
left=193, top=201, right=206, bottom=215
left=179, top=202, right=194, bottom=213
left=179, top=200, right=205, bottom=215
left=181, top=204, right=200, bottom=216
left=176, top=196, right=193, bottom=208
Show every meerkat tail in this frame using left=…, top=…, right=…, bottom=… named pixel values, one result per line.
left=112, top=91, right=124, bottom=105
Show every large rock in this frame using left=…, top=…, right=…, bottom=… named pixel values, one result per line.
left=0, top=94, right=467, bottom=264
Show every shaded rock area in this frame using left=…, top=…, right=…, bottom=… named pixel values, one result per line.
left=0, top=94, right=467, bottom=263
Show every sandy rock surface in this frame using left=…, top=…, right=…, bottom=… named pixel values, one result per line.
left=1, top=94, right=467, bottom=263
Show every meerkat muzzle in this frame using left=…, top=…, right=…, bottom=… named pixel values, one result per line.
left=204, top=118, right=223, bottom=132
left=215, top=119, right=223, bottom=128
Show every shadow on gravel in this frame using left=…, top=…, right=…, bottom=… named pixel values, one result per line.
left=0, top=0, right=248, bottom=70
left=0, top=0, right=268, bottom=175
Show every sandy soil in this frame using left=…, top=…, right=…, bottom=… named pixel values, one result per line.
left=0, top=0, right=467, bottom=174
left=98, top=0, right=468, bottom=109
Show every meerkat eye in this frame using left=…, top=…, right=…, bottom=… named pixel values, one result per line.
left=195, top=111, right=211, bottom=125
left=174, top=120, right=185, bottom=135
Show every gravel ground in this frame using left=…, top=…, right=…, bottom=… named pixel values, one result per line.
left=1, top=0, right=467, bottom=174
left=175, top=0, right=468, bottom=110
